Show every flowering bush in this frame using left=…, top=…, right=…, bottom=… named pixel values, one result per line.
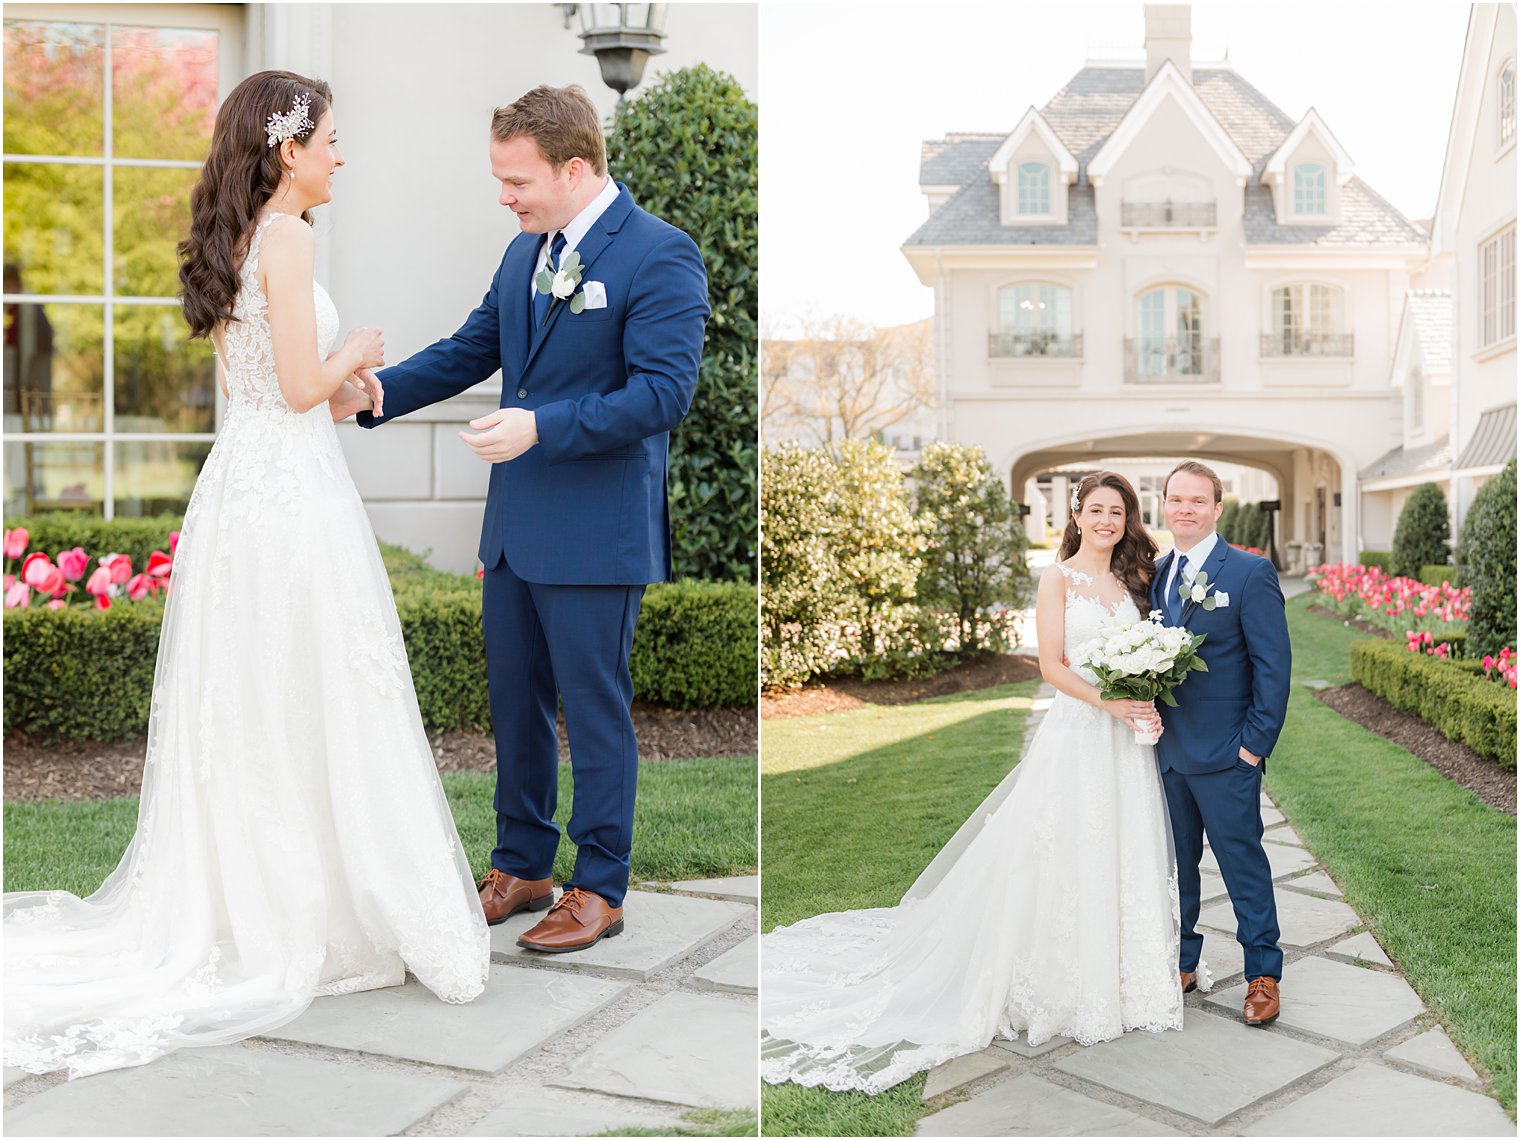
left=2, top=526, right=176, bottom=612
left=1309, top=562, right=1470, bottom=639
left=1481, top=647, right=1518, bottom=690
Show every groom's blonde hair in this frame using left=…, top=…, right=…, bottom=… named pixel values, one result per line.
left=491, top=85, right=607, bottom=176
left=1164, top=460, right=1224, bottom=503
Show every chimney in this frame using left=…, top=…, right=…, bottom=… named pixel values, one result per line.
left=1144, top=5, right=1192, bottom=84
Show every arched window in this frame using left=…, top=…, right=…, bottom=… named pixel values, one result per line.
left=1501, top=61, right=1516, bottom=147
left=994, top=283, right=1074, bottom=356
left=1268, top=283, right=1349, bottom=356
left=1017, top=162, right=1050, bottom=215
left=1293, top=163, right=1326, bottom=215
left=1135, top=287, right=1206, bottom=379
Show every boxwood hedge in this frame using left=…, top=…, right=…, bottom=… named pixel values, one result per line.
left=1350, top=639, right=1516, bottom=767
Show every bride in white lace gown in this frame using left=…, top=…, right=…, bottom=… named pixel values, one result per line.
left=761, top=472, right=1187, bottom=1095
left=4, top=72, right=489, bottom=1080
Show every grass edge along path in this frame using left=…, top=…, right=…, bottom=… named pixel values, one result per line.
left=1274, top=593, right=1516, bottom=1116
left=760, top=680, right=1042, bottom=1136
left=3, top=755, right=757, bottom=897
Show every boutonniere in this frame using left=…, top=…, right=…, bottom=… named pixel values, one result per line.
left=535, top=250, right=592, bottom=314
left=1182, top=569, right=1229, bottom=611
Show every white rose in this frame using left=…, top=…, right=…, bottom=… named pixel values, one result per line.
left=551, top=270, right=577, bottom=300
left=1190, top=583, right=1208, bottom=603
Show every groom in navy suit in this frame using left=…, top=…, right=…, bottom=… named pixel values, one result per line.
left=337, top=85, right=708, bottom=952
left=1151, top=461, right=1291, bottom=1023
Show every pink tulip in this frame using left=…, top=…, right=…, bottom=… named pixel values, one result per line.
left=57, top=547, right=89, bottom=581
left=146, top=550, right=173, bottom=578
left=125, top=573, right=154, bottom=601
left=85, top=566, right=113, bottom=596
left=3, top=527, right=28, bottom=560
left=169, top=530, right=180, bottom=554
left=5, top=581, right=31, bottom=608
left=99, top=553, right=132, bottom=585
left=47, top=598, right=66, bottom=610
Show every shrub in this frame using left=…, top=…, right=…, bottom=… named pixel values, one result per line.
left=630, top=579, right=758, bottom=709
left=1218, top=498, right=1240, bottom=544
left=1358, top=550, right=1394, bottom=571
left=1419, top=564, right=1461, bottom=589
left=1351, top=640, right=1516, bottom=767
left=1459, top=460, right=1517, bottom=661
left=834, top=439, right=923, bottom=662
left=608, top=65, right=757, bottom=583
left=4, top=512, right=179, bottom=580
left=912, top=441, right=1031, bottom=653
left=1391, top=482, right=1452, bottom=580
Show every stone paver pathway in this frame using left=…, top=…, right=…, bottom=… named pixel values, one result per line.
left=3, top=877, right=758, bottom=1137
left=915, top=750, right=1512, bottom=1136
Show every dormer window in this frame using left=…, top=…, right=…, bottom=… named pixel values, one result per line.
left=1501, top=61, right=1515, bottom=147
left=1017, top=163, right=1051, bottom=215
left=1293, top=164, right=1326, bottom=215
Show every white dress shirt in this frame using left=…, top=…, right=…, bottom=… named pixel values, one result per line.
left=1165, top=529, right=1220, bottom=606
left=530, top=176, right=620, bottom=297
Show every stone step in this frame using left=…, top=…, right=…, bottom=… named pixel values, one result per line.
left=1327, top=930, right=1392, bottom=967
left=462, top=1098, right=688, bottom=1137
left=1240, top=1062, right=1514, bottom=1136
left=489, top=890, right=750, bottom=981
left=918, top=1072, right=1183, bottom=1136
left=1, top=1045, right=465, bottom=1136
left=921, top=1049, right=1011, bottom=1100
left=646, top=875, right=758, bottom=902
left=1383, top=1026, right=1482, bottom=1086
left=1282, top=870, right=1343, bottom=898
left=1203, top=955, right=1425, bottom=1047
left=262, top=963, right=628, bottom=1072
left=691, top=934, right=757, bottom=995
left=1199, top=888, right=1359, bottom=948
left=1200, top=841, right=1318, bottom=879
left=552, top=992, right=758, bottom=1110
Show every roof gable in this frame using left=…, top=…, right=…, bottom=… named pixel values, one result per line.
left=1086, top=60, right=1252, bottom=186
left=1263, top=107, right=1356, bottom=185
left=987, top=107, right=1079, bottom=184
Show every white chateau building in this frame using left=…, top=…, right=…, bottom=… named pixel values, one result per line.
left=900, top=4, right=1501, bottom=569
left=1363, top=3, right=1516, bottom=551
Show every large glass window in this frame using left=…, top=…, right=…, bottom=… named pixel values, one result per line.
left=1017, top=162, right=1050, bottom=215
left=1501, top=61, right=1515, bottom=148
left=3, top=16, right=221, bottom=519
left=1137, top=286, right=1203, bottom=377
left=993, top=282, right=1075, bottom=355
left=1480, top=225, right=1516, bottom=347
left=1268, top=283, right=1350, bottom=355
left=1292, top=162, right=1326, bottom=215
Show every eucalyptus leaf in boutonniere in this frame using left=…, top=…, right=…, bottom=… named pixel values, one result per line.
left=1182, top=568, right=1224, bottom=611
left=535, top=249, right=589, bottom=313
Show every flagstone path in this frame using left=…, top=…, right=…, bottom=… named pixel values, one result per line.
left=912, top=686, right=1510, bottom=1136
left=3, top=876, right=758, bottom=1137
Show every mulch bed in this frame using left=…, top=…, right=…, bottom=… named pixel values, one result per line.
left=1316, top=683, right=1515, bottom=815
left=1306, top=604, right=1392, bottom=639
left=762, top=654, right=1043, bottom=719
left=2, top=700, right=757, bottom=804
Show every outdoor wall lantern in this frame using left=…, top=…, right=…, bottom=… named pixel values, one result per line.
left=575, top=4, right=668, bottom=102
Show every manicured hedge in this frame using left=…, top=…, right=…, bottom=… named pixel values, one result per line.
left=1358, top=550, right=1393, bottom=570
left=4, top=529, right=756, bottom=739
left=1419, top=564, right=1461, bottom=589
left=1350, top=640, right=1517, bottom=768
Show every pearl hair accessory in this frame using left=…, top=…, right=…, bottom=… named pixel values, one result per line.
left=1069, top=479, right=1085, bottom=512
left=266, top=93, right=314, bottom=149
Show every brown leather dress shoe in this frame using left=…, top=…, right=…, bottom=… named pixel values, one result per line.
left=476, top=869, right=553, bottom=926
left=1243, top=976, right=1280, bottom=1025
left=1179, top=969, right=1198, bottom=994
left=516, top=887, right=624, bottom=953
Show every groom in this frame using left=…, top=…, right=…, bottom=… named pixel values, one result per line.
left=338, top=85, right=709, bottom=952
left=1152, top=461, right=1291, bottom=1024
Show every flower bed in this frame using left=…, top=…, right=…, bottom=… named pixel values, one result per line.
left=1309, top=561, right=1470, bottom=639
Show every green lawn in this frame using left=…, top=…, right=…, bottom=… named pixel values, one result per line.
left=1269, top=594, right=1516, bottom=1114
left=760, top=681, right=1041, bottom=1136
left=4, top=756, right=757, bottom=897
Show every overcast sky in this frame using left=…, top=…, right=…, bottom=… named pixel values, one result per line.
left=759, top=1, right=1474, bottom=332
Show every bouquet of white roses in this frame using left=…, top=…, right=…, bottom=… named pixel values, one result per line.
left=1079, top=612, right=1209, bottom=744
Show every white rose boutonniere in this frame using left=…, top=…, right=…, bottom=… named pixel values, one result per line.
left=1181, top=569, right=1224, bottom=611
left=535, top=249, right=593, bottom=314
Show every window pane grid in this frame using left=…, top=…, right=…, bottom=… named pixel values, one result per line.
left=1501, top=64, right=1515, bottom=146
left=1017, top=162, right=1050, bottom=214
left=1481, top=226, right=1516, bottom=347
left=1293, top=164, right=1326, bottom=215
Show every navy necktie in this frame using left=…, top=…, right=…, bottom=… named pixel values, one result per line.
left=1167, top=557, right=1186, bottom=624
left=533, top=231, right=568, bottom=328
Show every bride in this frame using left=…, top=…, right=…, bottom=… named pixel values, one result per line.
left=761, top=471, right=1188, bottom=1094
left=4, top=71, right=489, bottom=1080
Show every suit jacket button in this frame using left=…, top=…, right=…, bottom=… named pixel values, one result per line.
left=516, top=388, right=528, bottom=399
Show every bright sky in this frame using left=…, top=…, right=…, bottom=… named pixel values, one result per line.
left=760, top=1, right=1473, bottom=332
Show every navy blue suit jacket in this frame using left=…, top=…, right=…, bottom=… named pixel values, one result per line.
left=358, top=184, right=709, bottom=585
left=1151, top=543, right=1291, bottom=774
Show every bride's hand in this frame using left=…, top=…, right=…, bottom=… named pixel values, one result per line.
left=328, top=379, right=371, bottom=422
left=351, top=367, right=384, bottom=419
left=1102, top=697, right=1162, bottom=735
left=343, top=326, right=386, bottom=370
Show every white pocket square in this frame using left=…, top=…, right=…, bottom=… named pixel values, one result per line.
left=580, top=280, right=607, bottom=309
left=1215, top=591, right=1230, bottom=607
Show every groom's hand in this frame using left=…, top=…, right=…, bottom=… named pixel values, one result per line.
left=1238, top=746, right=1262, bottom=767
left=460, top=407, right=538, bottom=462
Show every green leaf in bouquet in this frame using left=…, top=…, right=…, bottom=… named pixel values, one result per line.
left=1160, top=689, right=1180, bottom=707
left=1190, top=657, right=1209, bottom=672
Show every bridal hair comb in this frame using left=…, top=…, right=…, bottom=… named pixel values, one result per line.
left=1069, top=478, right=1085, bottom=512
left=266, top=94, right=314, bottom=148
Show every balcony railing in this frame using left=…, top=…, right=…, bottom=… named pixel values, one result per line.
left=1124, top=336, right=1221, bottom=384
left=1120, top=200, right=1218, bottom=228
left=1259, top=332, right=1355, bottom=358
left=988, top=331, right=1084, bottom=358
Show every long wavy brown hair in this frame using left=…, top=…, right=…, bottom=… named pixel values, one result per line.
left=177, top=71, right=332, bottom=340
left=1057, top=471, right=1159, bottom=611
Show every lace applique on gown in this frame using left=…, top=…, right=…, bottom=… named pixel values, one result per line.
left=4, top=212, right=489, bottom=1080
left=759, top=561, right=1184, bottom=1094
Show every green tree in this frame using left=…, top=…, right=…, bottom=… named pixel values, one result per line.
left=1218, top=497, right=1240, bottom=544
left=606, top=65, right=756, bottom=583
left=1390, top=482, right=1452, bottom=579
left=1459, top=460, right=1517, bottom=659
left=834, top=438, right=923, bottom=660
left=912, top=442, right=1031, bottom=652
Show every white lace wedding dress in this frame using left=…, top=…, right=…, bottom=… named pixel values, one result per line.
left=4, top=212, right=490, bottom=1080
left=761, top=563, right=1187, bottom=1094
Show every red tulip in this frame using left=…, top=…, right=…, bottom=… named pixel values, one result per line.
left=99, top=553, right=132, bottom=585
left=95, top=593, right=111, bottom=611
left=5, top=581, right=31, bottom=608
left=169, top=530, right=180, bottom=554
left=57, top=547, right=89, bottom=581
left=146, top=550, right=173, bottom=577
left=3, top=527, right=28, bottom=560
left=86, top=566, right=113, bottom=596
left=126, top=573, right=154, bottom=601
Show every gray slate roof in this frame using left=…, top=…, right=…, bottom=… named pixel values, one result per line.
left=1359, top=436, right=1453, bottom=481
left=1404, top=289, right=1453, bottom=372
left=909, top=65, right=1423, bottom=248
left=1455, top=402, right=1517, bottom=470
